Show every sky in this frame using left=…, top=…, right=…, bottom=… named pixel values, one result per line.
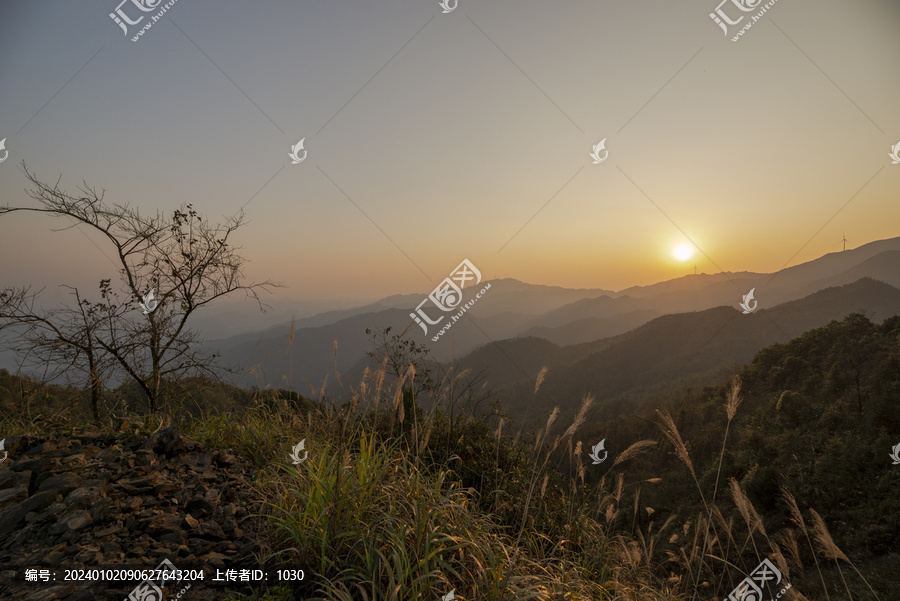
left=1, top=0, right=899, bottom=313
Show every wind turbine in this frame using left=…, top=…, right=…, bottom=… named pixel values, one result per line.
left=842, top=232, right=847, bottom=252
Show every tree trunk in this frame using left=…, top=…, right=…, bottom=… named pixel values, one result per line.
left=87, top=348, right=101, bottom=422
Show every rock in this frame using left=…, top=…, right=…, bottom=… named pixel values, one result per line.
left=10, top=457, right=50, bottom=474
left=63, top=510, right=92, bottom=531
left=12, top=470, right=31, bottom=489
left=198, top=520, right=226, bottom=540
left=0, top=468, right=14, bottom=489
left=133, top=449, right=157, bottom=466
left=141, top=426, right=183, bottom=456
left=0, top=487, right=27, bottom=509
left=44, top=543, right=69, bottom=566
left=95, top=524, right=120, bottom=537
left=159, top=531, right=186, bottom=545
left=0, top=429, right=265, bottom=600
left=0, top=489, right=60, bottom=536
left=214, top=450, right=236, bottom=466
left=89, top=497, right=113, bottom=521
left=119, top=476, right=158, bottom=494
left=37, top=472, right=82, bottom=496
left=147, top=512, right=183, bottom=536
left=188, top=538, right=213, bottom=555
left=32, top=501, right=66, bottom=525
left=186, top=495, right=215, bottom=517
left=198, top=551, right=228, bottom=570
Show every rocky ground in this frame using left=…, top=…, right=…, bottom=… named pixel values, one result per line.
left=0, top=426, right=272, bottom=600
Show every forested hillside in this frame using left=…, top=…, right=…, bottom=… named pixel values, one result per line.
left=575, top=312, right=900, bottom=594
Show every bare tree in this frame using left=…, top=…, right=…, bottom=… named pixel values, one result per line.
left=0, top=164, right=281, bottom=414
left=365, top=326, right=439, bottom=399
left=0, top=284, right=116, bottom=421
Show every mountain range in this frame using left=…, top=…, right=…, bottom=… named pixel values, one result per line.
left=208, top=237, right=900, bottom=396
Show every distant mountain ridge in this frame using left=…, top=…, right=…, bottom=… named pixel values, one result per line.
left=206, top=236, right=900, bottom=389
left=452, top=277, right=900, bottom=429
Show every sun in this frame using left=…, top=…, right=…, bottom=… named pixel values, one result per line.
left=672, top=244, right=694, bottom=262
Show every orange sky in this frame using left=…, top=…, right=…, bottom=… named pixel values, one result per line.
left=1, top=0, right=898, bottom=305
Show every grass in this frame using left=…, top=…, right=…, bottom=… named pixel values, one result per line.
left=200, top=364, right=684, bottom=601
left=213, top=363, right=881, bottom=601
left=0, top=358, right=884, bottom=600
